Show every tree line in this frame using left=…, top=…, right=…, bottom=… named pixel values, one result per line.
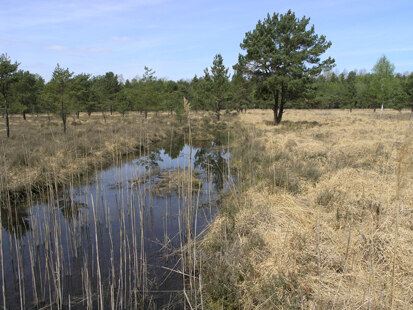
left=1, top=10, right=413, bottom=137
left=308, top=56, right=413, bottom=112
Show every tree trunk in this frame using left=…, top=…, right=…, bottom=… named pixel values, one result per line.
left=23, top=111, right=26, bottom=120
left=76, top=111, right=80, bottom=119
left=4, top=97, right=10, bottom=138
left=102, top=111, right=106, bottom=123
left=276, top=84, right=286, bottom=125
left=144, top=111, right=148, bottom=119
left=62, top=114, right=66, bottom=133
left=272, top=87, right=285, bottom=125
left=410, top=103, right=413, bottom=120
left=272, top=89, right=279, bottom=125
left=61, top=96, right=66, bottom=133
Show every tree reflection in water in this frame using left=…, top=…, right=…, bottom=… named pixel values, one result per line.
left=56, top=199, right=88, bottom=220
left=0, top=205, right=31, bottom=238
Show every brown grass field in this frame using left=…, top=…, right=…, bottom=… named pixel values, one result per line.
left=0, top=113, right=164, bottom=197
left=201, top=109, right=413, bottom=309
left=1, top=109, right=412, bottom=309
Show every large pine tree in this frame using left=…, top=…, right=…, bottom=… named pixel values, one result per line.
left=238, top=10, right=335, bottom=124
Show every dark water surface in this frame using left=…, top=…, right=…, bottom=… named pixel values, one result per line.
left=0, top=139, right=230, bottom=309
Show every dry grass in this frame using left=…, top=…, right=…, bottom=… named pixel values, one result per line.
left=0, top=111, right=221, bottom=200
left=2, top=109, right=412, bottom=308
left=0, top=113, right=162, bottom=197
left=201, top=109, right=413, bottom=309
left=151, top=169, right=202, bottom=196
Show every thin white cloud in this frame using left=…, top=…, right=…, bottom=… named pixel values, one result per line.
left=395, top=61, right=413, bottom=67
left=0, top=38, right=12, bottom=45
left=78, top=47, right=109, bottom=53
left=0, top=0, right=167, bottom=28
left=339, top=47, right=413, bottom=57
left=112, top=37, right=131, bottom=41
left=44, top=45, right=110, bottom=54
left=110, top=36, right=170, bottom=49
left=45, top=45, right=69, bottom=51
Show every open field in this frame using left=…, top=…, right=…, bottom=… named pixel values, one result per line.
left=201, top=109, right=413, bottom=309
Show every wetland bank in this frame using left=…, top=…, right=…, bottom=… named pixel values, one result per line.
left=0, top=112, right=233, bottom=309
left=1, top=109, right=413, bottom=309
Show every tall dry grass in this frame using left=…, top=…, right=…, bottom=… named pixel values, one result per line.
left=0, top=111, right=221, bottom=200
left=0, top=108, right=235, bottom=309
left=201, top=109, right=413, bottom=309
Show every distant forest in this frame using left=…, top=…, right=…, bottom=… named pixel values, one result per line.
left=1, top=53, right=412, bottom=122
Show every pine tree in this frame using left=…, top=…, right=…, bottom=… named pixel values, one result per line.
left=238, top=10, right=334, bottom=124
left=0, top=53, right=19, bottom=137
left=205, top=54, right=230, bottom=120
left=49, top=64, right=74, bottom=133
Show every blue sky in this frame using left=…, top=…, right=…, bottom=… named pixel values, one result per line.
left=1, top=0, right=412, bottom=81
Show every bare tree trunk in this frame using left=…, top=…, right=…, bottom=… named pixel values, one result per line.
left=216, top=100, right=221, bottom=120
left=62, top=112, right=66, bottom=133
left=61, top=96, right=66, bottom=133
left=272, top=87, right=285, bottom=125
left=23, top=111, right=26, bottom=120
left=5, top=97, right=10, bottom=138
left=272, top=89, right=279, bottom=125
left=275, top=84, right=286, bottom=125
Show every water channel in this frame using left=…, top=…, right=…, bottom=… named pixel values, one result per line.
left=0, top=136, right=231, bottom=309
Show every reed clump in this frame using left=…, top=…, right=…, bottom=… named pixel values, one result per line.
left=152, top=169, right=202, bottom=196
left=201, top=109, right=413, bottom=309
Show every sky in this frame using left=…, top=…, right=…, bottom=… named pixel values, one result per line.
left=1, top=0, right=412, bottom=81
